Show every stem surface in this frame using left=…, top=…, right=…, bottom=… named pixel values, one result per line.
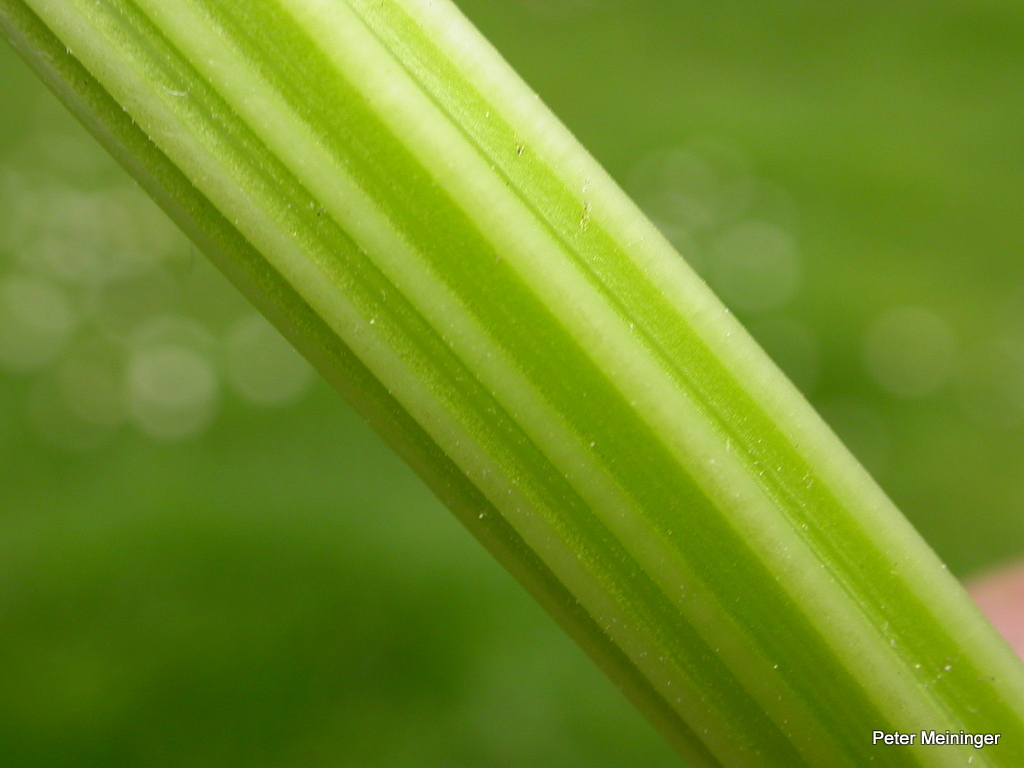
left=2, top=1, right=1023, bottom=766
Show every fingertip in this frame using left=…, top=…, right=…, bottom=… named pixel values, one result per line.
left=966, top=560, right=1024, bottom=660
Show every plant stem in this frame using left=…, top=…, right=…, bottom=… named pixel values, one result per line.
left=3, top=1, right=1023, bottom=765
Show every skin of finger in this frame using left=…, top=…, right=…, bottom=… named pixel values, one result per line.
left=967, top=561, right=1024, bottom=660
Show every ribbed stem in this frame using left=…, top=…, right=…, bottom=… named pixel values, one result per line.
left=3, top=1, right=1023, bottom=765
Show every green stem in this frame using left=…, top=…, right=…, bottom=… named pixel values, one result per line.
left=3, top=1, right=1023, bottom=765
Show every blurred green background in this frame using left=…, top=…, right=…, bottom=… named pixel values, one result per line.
left=2, top=1, right=1024, bottom=765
